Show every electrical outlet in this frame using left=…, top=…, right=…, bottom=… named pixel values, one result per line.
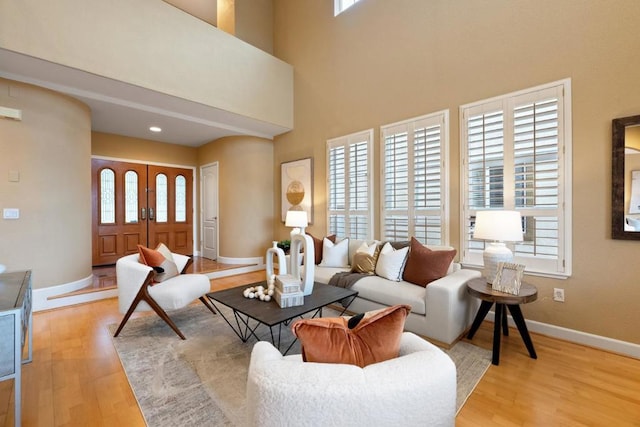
left=553, top=288, right=565, bottom=302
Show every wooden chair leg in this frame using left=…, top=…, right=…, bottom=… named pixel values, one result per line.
left=199, top=296, right=217, bottom=315
left=114, top=270, right=155, bottom=338
left=143, top=290, right=187, bottom=340
left=113, top=270, right=187, bottom=340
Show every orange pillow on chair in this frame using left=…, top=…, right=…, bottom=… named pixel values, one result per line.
left=137, top=243, right=179, bottom=283
left=291, top=304, right=411, bottom=367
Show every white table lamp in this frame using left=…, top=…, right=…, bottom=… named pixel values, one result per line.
left=285, top=210, right=308, bottom=236
left=473, top=210, right=523, bottom=283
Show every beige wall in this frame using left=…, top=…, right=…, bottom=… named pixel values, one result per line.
left=217, top=0, right=236, bottom=35
left=273, top=0, right=640, bottom=344
left=198, top=136, right=274, bottom=258
left=0, top=0, right=292, bottom=130
left=0, top=78, right=91, bottom=289
left=235, top=0, right=274, bottom=54
left=92, top=132, right=198, bottom=167
left=216, top=0, right=274, bottom=54
left=164, top=0, right=217, bottom=26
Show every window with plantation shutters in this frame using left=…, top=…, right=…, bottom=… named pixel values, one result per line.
left=381, top=111, right=449, bottom=245
left=461, top=79, right=572, bottom=278
left=327, top=129, right=373, bottom=239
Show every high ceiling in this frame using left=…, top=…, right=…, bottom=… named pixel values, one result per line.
left=0, top=48, right=287, bottom=147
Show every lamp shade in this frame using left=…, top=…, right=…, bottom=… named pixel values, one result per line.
left=285, top=210, right=308, bottom=228
left=473, top=210, right=523, bottom=242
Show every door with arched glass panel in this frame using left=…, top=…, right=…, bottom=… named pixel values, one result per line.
left=92, top=159, right=148, bottom=265
left=147, top=165, right=193, bottom=256
left=91, top=159, right=194, bottom=266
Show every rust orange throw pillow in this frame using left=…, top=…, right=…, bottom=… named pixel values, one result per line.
left=307, top=233, right=336, bottom=265
left=291, top=304, right=411, bottom=367
left=402, top=237, right=456, bottom=287
left=137, top=243, right=179, bottom=283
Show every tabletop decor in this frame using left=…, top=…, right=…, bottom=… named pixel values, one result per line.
left=492, top=262, right=525, bottom=295
left=472, top=210, right=524, bottom=283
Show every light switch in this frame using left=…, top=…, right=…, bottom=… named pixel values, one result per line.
left=3, top=208, right=19, bottom=219
left=8, top=171, right=19, bottom=182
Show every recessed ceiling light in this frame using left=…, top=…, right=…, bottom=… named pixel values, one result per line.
left=149, top=126, right=162, bottom=132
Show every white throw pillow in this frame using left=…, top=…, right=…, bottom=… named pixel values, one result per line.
left=356, top=241, right=377, bottom=256
left=320, top=237, right=350, bottom=268
left=375, top=242, right=409, bottom=281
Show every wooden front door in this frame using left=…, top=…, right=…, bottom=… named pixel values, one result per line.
left=91, top=159, right=194, bottom=266
left=147, top=165, right=193, bottom=256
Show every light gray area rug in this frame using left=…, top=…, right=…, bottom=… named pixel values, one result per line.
left=109, top=304, right=491, bottom=426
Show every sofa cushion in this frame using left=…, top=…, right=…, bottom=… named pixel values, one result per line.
left=307, top=233, right=336, bottom=264
left=313, top=266, right=350, bottom=284
left=137, top=243, right=179, bottom=283
left=320, top=237, right=350, bottom=268
left=403, top=237, right=457, bottom=287
left=351, top=276, right=427, bottom=315
left=291, top=304, right=411, bottom=367
left=375, top=242, right=409, bottom=281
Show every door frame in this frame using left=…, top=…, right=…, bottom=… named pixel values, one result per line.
left=200, top=161, right=219, bottom=260
left=91, top=155, right=198, bottom=255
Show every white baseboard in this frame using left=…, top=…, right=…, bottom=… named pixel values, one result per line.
left=32, top=274, right=112, bottom=312
left=203, top=263, right=265, bottom=279
left=486, top=311, right=640, bottom=359
left=216, top=255, right=264, bottom=265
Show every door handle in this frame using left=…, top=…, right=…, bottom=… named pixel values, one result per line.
left=149, top=208, right=155, bottom=221
left=141, top=208, right=146, bottom=220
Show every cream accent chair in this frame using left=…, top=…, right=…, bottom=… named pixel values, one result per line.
left=113, top=253, right=216, bottom=339
left=246, top=332, right=456, bottom=427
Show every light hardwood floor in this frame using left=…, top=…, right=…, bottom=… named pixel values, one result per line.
left=2, top=270, right=639, bottom=426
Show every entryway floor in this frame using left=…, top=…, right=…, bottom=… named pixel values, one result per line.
left=59, top=257, right=251, bottom=298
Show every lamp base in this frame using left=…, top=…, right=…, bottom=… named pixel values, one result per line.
left=483, top=242, right=514, bottom=284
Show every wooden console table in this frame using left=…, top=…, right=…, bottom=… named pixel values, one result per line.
left=0, top=270, right=33, bottom=427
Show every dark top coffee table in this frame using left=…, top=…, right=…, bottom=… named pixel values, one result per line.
left=206, top=281, right=358, bottom=354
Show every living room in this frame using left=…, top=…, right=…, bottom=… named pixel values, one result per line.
left=1, top=0, right=640, bottom=425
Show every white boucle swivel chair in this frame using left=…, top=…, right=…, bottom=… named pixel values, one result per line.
left=246, top=332, right=456, bottom=427
left=113, top=253, right=216, bottom=339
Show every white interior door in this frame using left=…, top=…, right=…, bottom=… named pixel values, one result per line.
left=201, top=163, right=218, bottom=260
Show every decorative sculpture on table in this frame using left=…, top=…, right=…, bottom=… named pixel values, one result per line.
left=265, top=241, right=287, bottom=281
left=285, top=210, right=315, bottom=296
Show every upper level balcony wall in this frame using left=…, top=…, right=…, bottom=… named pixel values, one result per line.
left=0, top=0, right=293, bottom=133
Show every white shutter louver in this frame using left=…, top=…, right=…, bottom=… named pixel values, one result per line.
left=381, top=111, right=449, bottom=245
left=327, top=130, right=373, bottom=239
left=461, top=80, right=570, bottom=277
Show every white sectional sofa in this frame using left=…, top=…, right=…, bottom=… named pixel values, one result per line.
left=313, top=239, right=481, bottom=347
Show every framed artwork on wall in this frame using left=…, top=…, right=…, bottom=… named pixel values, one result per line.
left=281, top=157, right=313, bottom=223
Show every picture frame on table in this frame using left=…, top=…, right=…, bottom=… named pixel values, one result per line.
left=492, top=262, right=525, bottom=295
left=281, top=157, right=313, bottom=223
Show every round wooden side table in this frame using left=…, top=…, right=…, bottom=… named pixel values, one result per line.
left=466, top=277, right=538, bottom=365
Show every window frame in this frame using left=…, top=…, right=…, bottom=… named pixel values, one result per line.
left=326, top=129, right=374, bottom=239
left=380, top=110, right=450, bottom=245
left=334, top=0, right=362, bottom=16
left=460, top=78, right=573, bottom=278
